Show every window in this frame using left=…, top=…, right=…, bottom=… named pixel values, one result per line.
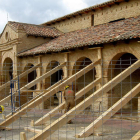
left=91, top=15, right=94, bottom=26
left=5, top=32, right=8, bottom=40
left=109, top=18, right=125, bottom=23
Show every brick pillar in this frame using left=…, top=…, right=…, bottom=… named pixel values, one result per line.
left=91, top=48, right=108, bottom=115
left=34, top=56, right=44, bottom=109
left=91, top=75, right=109, bottom=116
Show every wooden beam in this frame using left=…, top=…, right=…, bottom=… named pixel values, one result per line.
left=5, top=77, right=67, bottom=120
left=77, top=83, right=140, bottom=138
left=24, top=127, right=42, bottom=133
left=88, top=47, right=103, bottom=50
left=0, top=62, right=66, bottom=105
left=29, top=60, right=140, bottom=140
left=0, top=63, right=41, bottom=92
left=20, top=132, right=27, bottom=140
left=131, top=130, right=140, bottom=140
left=21, top=89, right=65, bottom=93
left=34, top=77, right=101, bottom=126
left=0, top=59, right=100, bottom=129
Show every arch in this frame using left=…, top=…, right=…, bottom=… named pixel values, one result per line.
left=2, top=51, right=13, bottom=65
left=44, top=60, right=64, bottom=109
left=3, top=57, right=13, bottom=82
left=72, top=57, right=96, bottom=107
left=1, top=57, right=13, bottom=100
left=107, top=53, right=140, bottom=113
left=19, top=63, right=37, bottom=106
left=24, top=63, right=37, bottom=89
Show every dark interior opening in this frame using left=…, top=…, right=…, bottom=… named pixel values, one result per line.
left=28, top=64, right=37, bottom=90
left=113, top=53, right=140, bottom=113
left=51, top=62, right=63, bottom=105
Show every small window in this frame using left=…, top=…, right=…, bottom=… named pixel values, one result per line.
left=5, top=32, right=8, bottom=40
left=91, top=15, right=94, bottom=26
left=109, top=18, right=125, bottom=23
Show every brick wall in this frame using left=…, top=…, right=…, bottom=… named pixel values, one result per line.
left=17, top=32, right=51, bottom=53
left=49, top=0, right=140, bottom=33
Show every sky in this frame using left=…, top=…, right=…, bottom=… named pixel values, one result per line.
left=0, top=0, right=107, bottom=33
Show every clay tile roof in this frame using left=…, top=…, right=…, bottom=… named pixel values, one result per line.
left=8, top=21, right=62, bottom=38
left=18, top=15, right=140, bottom=57
left=42, top=0, right=124, bottom=25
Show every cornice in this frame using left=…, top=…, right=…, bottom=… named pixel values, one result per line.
left=0, top=46, right=13, bottom=52
left=0, top=38, right=21, bottom=52
left=0, top=38, right=21, bottom=47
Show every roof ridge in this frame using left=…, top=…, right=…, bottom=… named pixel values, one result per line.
left=41, top=0, right=124, bottom=25
left=8, top=21, right=55, bottom=29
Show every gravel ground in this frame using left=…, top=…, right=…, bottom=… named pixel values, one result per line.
left=0, top=106, right=139, bottom=140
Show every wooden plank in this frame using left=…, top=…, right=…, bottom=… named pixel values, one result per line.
left=21, top=90, right=49, bottom=92
left=0, top=59, right=100, bottom=129
left=77, top=83, right=140, bottom=138
left=131, top=130, right=140, bottom=140
left=0, top=63, right=41, bottom=92
left=20, top=132, right=27, bottom=140
left=34, top=77, right=101, bottom=126
left=24, top=127, right=42, bottom=133
left=29, top=60, right=140, bottom=140
left=0, top=62, right=66, bottom=105
left=5, top=77, right=67, bottom=119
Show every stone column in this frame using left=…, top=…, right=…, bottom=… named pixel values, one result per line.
left=33, top=56, right=44, bottom=109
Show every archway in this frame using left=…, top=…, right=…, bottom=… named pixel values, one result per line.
left=72, top=57, right=96, bottom=105
left=1, top=58, right=13, bottom=99
left=44, top=61, right=63, bottom=109
left=3, top=57, right=13, bottom=82
left=19, top=63, right=37, bottom=105
left=108, top=53, right=140, bottom=114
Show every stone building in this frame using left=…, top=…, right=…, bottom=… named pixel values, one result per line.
left=0, top=0, right=140, bottom=115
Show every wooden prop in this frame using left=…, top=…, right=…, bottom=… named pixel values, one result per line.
left=0, top=59, right=100, bottom=129
left=0, top=62, right=66, bottom=105
left=33, top=77, right=101, bottom=126
left=0, top=63, right=41, bottom=92
left=20, top=132, right=27, bottom=140
left=29, top=60, right=140, bottom=140
left=77, top=83, right=140, bottom=138
left=24, top=127, right=42, bottom=133
left=5, top=78, right=67, bottom=120
left=131, top=130, right=140, bottom=140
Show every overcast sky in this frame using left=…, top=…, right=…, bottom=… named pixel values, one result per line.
left=0, top=0, right=107, bottom=33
